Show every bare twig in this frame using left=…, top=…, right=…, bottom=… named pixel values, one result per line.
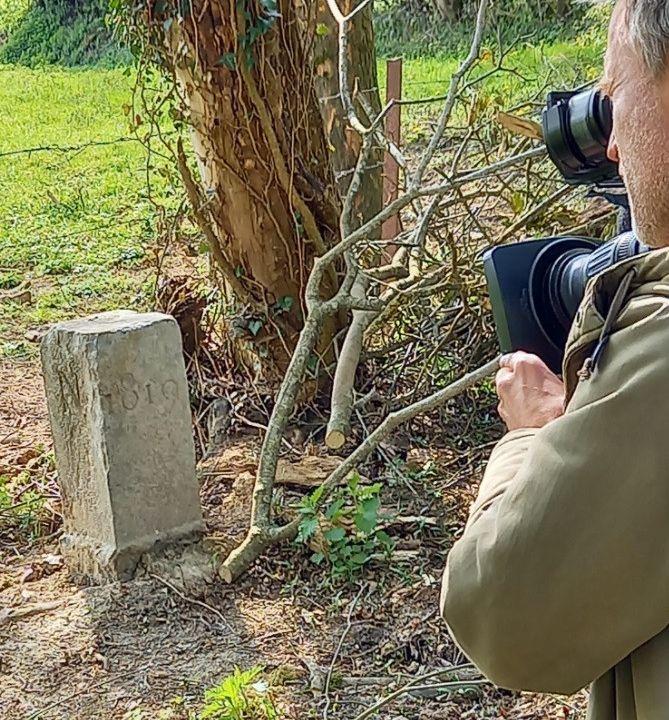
left=351, top=666, right=485, bottom=720
left=323, top=586, right=365, bottom=720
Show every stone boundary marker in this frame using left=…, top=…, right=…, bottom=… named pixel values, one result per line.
left=41, top=310, right=203, bottom=582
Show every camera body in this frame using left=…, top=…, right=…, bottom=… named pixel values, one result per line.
left=483, top=88, right=649, bottom=372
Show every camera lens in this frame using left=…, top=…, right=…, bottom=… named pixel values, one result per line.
left=569, top=90, right=612, bottom=164
left=543, top=89, right=619, bottom=185
left=530, top=233, right=648, bottom=353
left=529, top=237, right=599, bottom=352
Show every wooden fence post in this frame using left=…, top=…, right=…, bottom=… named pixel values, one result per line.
left=381, top=57, right=403, bottom=244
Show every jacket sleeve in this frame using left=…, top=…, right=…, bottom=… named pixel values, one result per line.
left=440, top=299, right=669, bottom=695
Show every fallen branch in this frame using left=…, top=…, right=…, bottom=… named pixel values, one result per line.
left=326, top=275, right=377, bottom=449
left=351, top=666, right=486, bottom=720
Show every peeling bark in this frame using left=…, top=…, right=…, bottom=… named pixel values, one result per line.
left=154, top=0, right=348, bottom=377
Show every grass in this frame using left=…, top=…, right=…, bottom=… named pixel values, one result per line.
left=0, top=0, right=129, bottom=66
left=0, top=65, right=176, bottom=358
left=0, top=6, right=608, bottom=359
left=378, top=36, right=606, bottom=143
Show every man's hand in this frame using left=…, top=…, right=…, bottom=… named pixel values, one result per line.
left=496, top=352, right=565, bottom=431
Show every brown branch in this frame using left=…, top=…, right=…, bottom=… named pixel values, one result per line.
left=305, top=146, right=547, bottom=310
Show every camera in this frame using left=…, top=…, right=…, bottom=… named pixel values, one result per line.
left=483, top=88, right=649, bottom=373
left=542, top=88, right=619, bottom=186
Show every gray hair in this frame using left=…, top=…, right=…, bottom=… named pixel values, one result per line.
left=627, top=0, right=669, bottom=76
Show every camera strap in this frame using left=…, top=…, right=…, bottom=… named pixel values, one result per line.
left=578, top=266, right=638, bottom=380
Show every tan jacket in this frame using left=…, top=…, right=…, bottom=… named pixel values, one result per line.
left=441, top=248, right=669, bottom=720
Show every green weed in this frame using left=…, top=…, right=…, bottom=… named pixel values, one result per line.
left=0, top=471, right=48, bottom=540
left=200, top=667, right=277, bottom=720
left=298, top=473, right=394, bottom=581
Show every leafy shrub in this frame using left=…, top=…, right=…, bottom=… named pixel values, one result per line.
left=374, top=0, right=588, bottom=58
left=0, top=0, right=30, bottom=41
left=298, top=473, right=394, bottom=580
left=0, top=0, right=130, bottom=67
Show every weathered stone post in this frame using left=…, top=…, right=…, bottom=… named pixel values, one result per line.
left=41, top=310, right=203, bottom=582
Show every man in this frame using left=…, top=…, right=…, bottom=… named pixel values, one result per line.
left=440, top=2, right=669, bottom=718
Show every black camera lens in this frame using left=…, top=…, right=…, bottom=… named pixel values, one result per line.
left=530, top=232, right=648, bottom=352
left=529, top=237, right=599, bottom=351
left=542, top=89, right=619, bottom=185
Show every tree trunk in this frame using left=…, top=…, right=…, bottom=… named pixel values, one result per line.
left=151, top=0, right=345, bottom=380
left=312, top=0, right=383, bottom=231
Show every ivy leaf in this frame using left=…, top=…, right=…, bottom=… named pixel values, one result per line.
left=316, top=22, right=329, bottom=36
left=216, top=53, right=237, bottom=70
left=248, top=319, right=263, bottom=336
left=311, top=552, right=325, bottom=565
left=275, top=295, right=293, bottom=313
left=325, top=527, right=346, bottom=543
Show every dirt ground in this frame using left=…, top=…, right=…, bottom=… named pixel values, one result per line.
left=0, top=358, right=588, bottom=719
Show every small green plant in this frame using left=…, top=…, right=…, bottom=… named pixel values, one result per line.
left=200, top=667, right=277, bottom=720
left=0, top=472, right=47, bottom=540
left=298, top=473, right=394, bottom=580
left=0, top=271, right=21, bottom=290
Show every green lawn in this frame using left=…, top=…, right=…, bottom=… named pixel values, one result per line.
left=0, top=18, right=607, bottom=358
left=0, top=66, right=173, bottom=357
